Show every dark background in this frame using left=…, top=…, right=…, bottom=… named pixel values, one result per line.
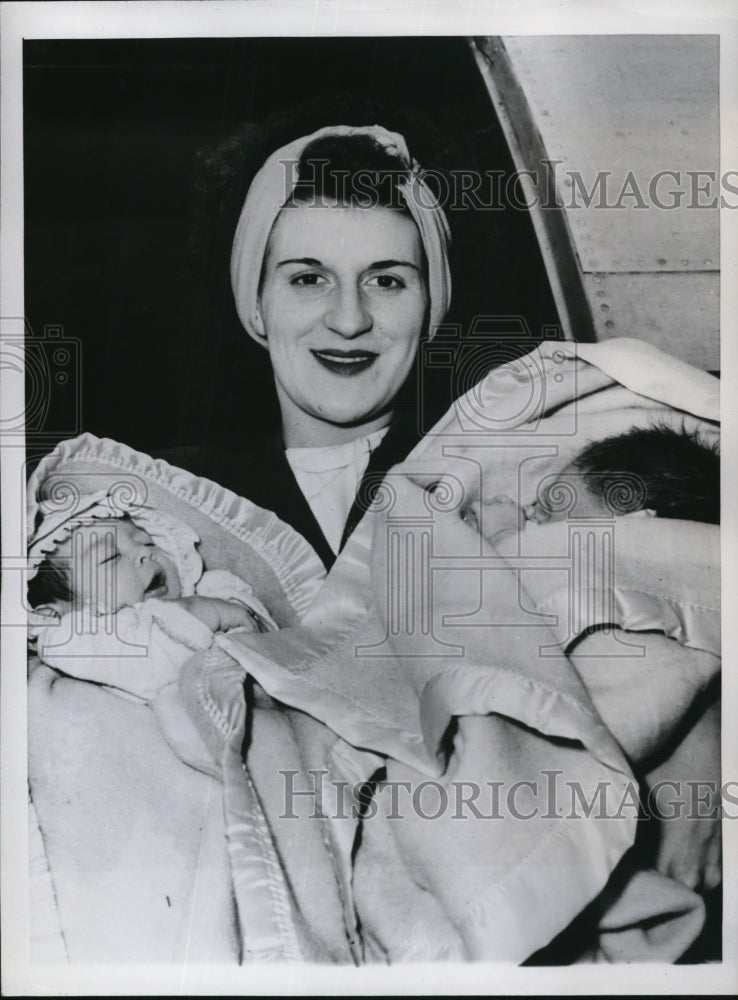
left=24, top=36, right=558, bottom=457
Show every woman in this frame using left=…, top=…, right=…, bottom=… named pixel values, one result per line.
left=165, top=119, right=452, bottom=567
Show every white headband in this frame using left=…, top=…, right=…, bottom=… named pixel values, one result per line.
left=230, top=123, right=451, bottom=344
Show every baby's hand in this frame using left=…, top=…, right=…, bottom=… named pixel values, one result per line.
left=173, top=596, right=264, bottom=634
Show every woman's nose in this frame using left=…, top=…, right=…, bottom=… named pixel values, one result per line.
left=324, top=285, right=373, bottom=338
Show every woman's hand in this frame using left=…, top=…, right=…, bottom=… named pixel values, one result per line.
left=568, top=629, right=719, bottom=764
left=173, top=596, right=263, bottom=634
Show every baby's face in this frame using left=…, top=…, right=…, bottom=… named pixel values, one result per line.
left=462, top=476, right=612, bottom=545
left=56, top=519, right=182, bottom=611
left=461, top=496, right=526, bottom=543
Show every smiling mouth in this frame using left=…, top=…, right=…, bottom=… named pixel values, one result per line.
left=144, top=570, right=168, bottom=598
left=311, top=349, right=378, bottom=376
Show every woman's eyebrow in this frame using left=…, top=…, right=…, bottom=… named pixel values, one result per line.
left=276, top=257, right=420, bottom=271
left=368, top=259, right=420, bottom=271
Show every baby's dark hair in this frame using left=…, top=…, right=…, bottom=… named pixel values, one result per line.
left=572, top=423, right=719, bottom=524
left=27, top=513, right=132, bottom=610
left=27, top=555, right=73, bottom=609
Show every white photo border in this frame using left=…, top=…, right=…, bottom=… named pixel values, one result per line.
left=2, top=1, right=736, bottom=995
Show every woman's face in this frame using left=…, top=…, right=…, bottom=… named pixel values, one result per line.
left=257, top=201, right=428, bottom=447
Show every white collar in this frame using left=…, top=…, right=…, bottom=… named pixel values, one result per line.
left=286, top=427, right=389, bottom=474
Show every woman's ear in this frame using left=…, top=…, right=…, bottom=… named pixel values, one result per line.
left=253, top=302, right=268, bottom=341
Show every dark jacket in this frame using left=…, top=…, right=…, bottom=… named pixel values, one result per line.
left=155, top=419, right=419, bottom=571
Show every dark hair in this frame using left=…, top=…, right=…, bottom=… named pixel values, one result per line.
left=27, top=513, right=134, bottom=610
left=264, top=131, right=427, bottom=295
left=291, top=132, right=414, bottom=212
left=27, top=556, right=74, bottom=609
left=186, top=93, right=451, bottom=277
left=573, top=424, right=720, bottom=524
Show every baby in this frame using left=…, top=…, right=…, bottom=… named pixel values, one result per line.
left=463, top=423, right=719, bottom=543
left=28, top=496, right=276, bottom=702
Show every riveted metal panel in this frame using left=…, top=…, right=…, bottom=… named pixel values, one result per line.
left=472, top=35, right=720, bottom=370
left=583, top=271, right=719, bottom=370
left=502, top=35, right=720, bottom=275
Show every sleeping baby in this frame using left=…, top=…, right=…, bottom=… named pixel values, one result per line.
left=27, top=493, right=277, bottom=702
left=460, top=421, right=721, bottom=896
left=461, top=422, right=719, bottom=545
